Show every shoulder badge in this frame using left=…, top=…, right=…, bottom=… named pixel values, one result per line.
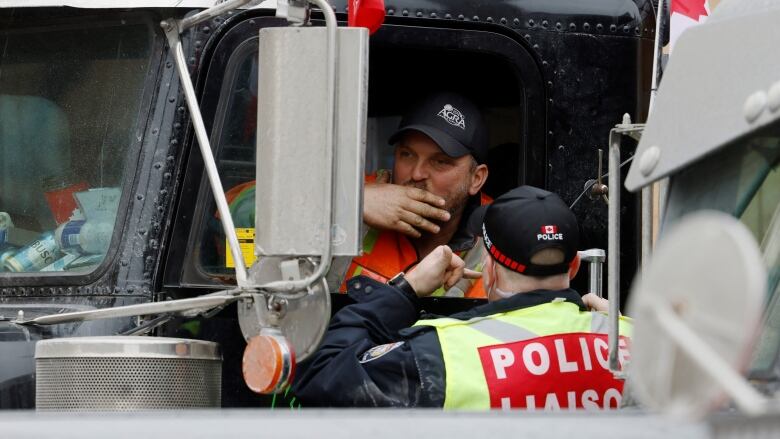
left=359, top=341, right=405, bottom=363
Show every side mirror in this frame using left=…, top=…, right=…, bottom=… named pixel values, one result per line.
left=253, top=26, right=368, bottom=262
left=627, top=211, right=768, bottom=417
left=239, top=21, right=369, bottom=394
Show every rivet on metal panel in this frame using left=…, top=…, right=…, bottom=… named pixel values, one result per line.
left=767, top=81, right=780, bottom=112
left=556, top=22, right=562, bottom=30
left=472, top=15, right=480, bottom=21
left=541, top=20, right=548, bottom=28
left=528, top=19, right=535, bottom=27
left=569, top=23, right=576, bottom=31
left=445, top=13, right=452, bottom=19
left=513, top=18, right=520, bottom=26
left=500, top=17, right=507, bottom=25
left=487, top=17, right=494, bottom=23
left=430, top=12, right=437, bottom=18
left=524, top=34, right=531, bottom=41
left=583, top=22, right=591, bottom=31
left=597, top=23, right=603, bottom=31
left=743, top=91, right=767, bottom=123
left=387, top=8, right=395, bottom=15
left=402, top=9, right=408, bottom=16
left=415, top=11, right=422, bottom=17
left=610, top=24, right=617, bottom=32
left=639, top=146, right=661, bottom=177
left=458, top=14, right=465, bottom=20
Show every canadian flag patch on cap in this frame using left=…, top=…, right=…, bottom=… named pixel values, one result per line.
left=541, top=225, right=558, bottom=234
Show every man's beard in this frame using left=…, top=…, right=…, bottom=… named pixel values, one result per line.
left=402, top=180, right=471, bottom=225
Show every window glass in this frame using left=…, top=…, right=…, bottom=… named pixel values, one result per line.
left=0, top=18, right=153, bottom=273
left=184, top=40, right=259, bottom=283
left=665, top=123, right=780, bottom=375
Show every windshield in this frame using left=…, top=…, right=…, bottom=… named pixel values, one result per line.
left=0, top=15, right=153, bottom=274
left=664, top=121, right=780, bottom=377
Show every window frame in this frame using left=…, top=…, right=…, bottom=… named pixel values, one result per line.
left=164, top=13, right=547, bottom=314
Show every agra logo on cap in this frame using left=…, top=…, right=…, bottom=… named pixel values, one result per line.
left=437, top=104, right=466, bottom=130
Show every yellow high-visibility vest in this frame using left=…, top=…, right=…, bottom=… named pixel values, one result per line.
left=414, top=300, right=633, bottom=410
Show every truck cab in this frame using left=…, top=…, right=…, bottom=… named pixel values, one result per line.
left=0, top=0, right=657, bottom=409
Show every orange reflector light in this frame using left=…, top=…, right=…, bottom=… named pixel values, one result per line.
left=242, top=333, right=295, bottom=394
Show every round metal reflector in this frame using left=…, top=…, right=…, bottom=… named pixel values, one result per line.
left=240, top=257, right=331, bottom=362
left=628, top=211, right=766, bottom=417
left=35, top=336, right=222, bottom=411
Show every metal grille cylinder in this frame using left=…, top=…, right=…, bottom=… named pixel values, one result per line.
left=35, top=336, right=221, bottom=411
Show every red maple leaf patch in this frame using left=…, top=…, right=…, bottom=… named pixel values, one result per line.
left=671, top=0, right=709, bottom=21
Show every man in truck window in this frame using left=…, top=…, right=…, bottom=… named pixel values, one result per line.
left=292, top=186, right=632, bottom=409
left=222, top=92, right=492, bottom=297
left=341, top=91, right=490, bottom=297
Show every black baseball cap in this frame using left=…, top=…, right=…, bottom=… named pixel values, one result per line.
left=471, top=186, right=579, bottom=276
left=388, top=92, right=489, bottom=164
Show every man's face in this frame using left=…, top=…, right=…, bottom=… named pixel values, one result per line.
left=392, top=131, right=477, bottom=217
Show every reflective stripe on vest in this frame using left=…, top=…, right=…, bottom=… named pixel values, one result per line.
left=414, top=301, right=633, bottom=410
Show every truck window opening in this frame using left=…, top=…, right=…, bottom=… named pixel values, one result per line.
left=177, top=32, right=527, bottom=291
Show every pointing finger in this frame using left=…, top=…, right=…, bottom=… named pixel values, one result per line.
left=462, top=269, right=482, bottom=279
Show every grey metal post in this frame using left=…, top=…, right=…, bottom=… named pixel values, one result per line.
left=641, top=186, right=652, bottom=268
left=608, top=130, right=621, bottom=373
left=579, top=249, right=606, bottom=298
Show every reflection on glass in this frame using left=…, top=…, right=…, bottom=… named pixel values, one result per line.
left=664, top=123, right=780, bottom=376
left=0, top=18, right=152, bottom=273
left=185, top=43, right=259, bottom=283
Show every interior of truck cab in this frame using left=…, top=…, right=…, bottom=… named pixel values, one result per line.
left=170, top=16, right=545, bottom=298
left=0, top=14, right=154, bottom=276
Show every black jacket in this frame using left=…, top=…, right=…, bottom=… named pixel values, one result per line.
left=292, top=275, right=586, bottom=407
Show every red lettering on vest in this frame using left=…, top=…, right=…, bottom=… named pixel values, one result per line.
left=478, top=333, right=630, bottom=410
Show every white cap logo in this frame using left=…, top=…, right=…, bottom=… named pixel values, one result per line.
left=437, top=104, right=466, bottom=130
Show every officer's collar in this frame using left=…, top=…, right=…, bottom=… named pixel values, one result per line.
left=441, top=289, right=587, bottom=321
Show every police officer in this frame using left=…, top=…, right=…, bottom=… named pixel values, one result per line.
left=292, top=186, right=632, bottom=409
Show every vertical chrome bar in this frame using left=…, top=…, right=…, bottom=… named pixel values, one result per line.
left=162, top=23, right=249, bottom=286
left=589, top=260, right=603, bottom=298
left=659, top=177, right=669, bottom=223
left=649, top=0, right=665, bottom=112
left=608, top=130, right=621, bottom=372
left=579, top=249, right=606, bottom=298
left=641, top=186, right=652, bottom=268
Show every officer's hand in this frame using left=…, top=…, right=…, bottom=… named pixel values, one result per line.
left=582, top=293, right=609, bottom=312
left=363, top=173, right=451, bottom=238
left=406, top=245, right=481, bottom=297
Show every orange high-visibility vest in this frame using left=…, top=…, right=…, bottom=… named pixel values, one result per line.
left=340, top=174, right=491, bottom=298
